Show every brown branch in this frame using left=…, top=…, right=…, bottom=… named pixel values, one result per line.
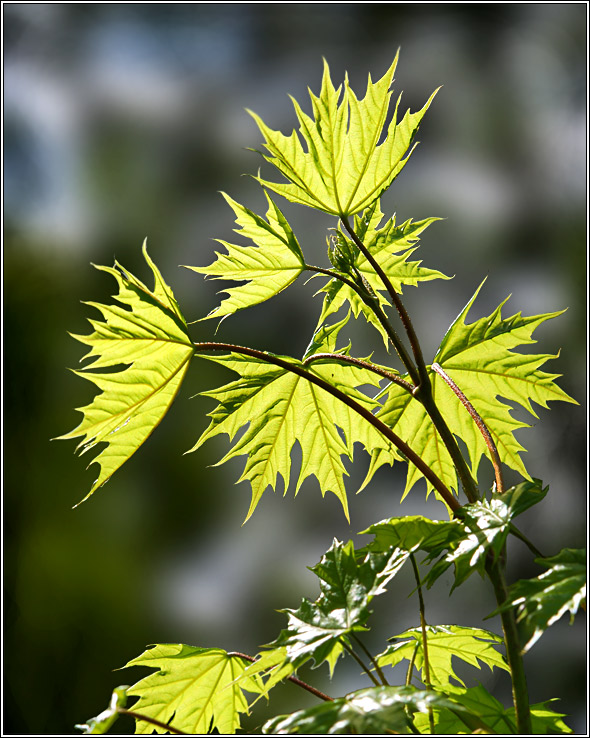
left=193, top=342, right=460, bottom=512
left=303, top=352, right=415, bottom=394
left=227, top=652, right=333, bottom=702
left=340, top=217, right=427, bottom=389
left=118, top=708, right=187, bottom=734
left=305, top=264, right=414, bottom=374
left=432, top=363, right=504, bottom=494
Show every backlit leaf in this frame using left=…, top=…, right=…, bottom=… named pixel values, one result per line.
left=188, top=351, right=397, bottom=522
left=57, top=244, right=194, bottom=504
left=75, top=686, right=128, bottom=735
left=365, top=282, right=577, bottom=501
left=377, top=625, right=508, bottom=690
left=316, top=201, right=450, bottom=347
left=186, top=192, right=305, bottom=320
left=249, top=54, right=438, bottom=217
left=124, top=644, right=263, bottom=734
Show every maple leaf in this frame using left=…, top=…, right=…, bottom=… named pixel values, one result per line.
left=188, top=351, right=397, bottom=522
left=263, top=685, right=466, bottom=735
left=123, top=644, right=263, bottom=734
left=412, top=684, right=572, bottom=734
left=365, top=281, right=577, bottom=501
left=316, top=200, right=450, bottom=346
left=377, top=625, right=509, bottom=690
left=57, top=244, right=194, bottom=504
left=271, top=539, right=410, bottom=674
left=186, top=191, right=306, bottom=320
left=436, top=481, right=548, bottom=589
left=248, top=53, right=439, bottom=217
left=75, top=686, right=128, bottom=734
left=235, top=647, right=295, bottom=701
left=490, top=547, right=586, bottom=652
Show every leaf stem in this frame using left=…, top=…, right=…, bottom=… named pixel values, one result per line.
left=337, top=219, right=480, bottom=505
left=118, top=708, right=187, bottom=734
left=228, top=652, right=333, bottom=702
left=405, top=642, right=419, bottom=687
left=303, top=352, right=415, bottom=394
left=351, top=633, right=390, bottom=686
left=410, top=553, right=435, bottom=734
left=429, top=363, right=543, bottom=558
left=340, top=639, right=382, bottom=687
left=306, top=264, right=416, bottom=378
left=432, top=363, right=504, bottom=494
left=193, top=341, right=460, bottom=512
left=340, top=216, right=427, bottom=388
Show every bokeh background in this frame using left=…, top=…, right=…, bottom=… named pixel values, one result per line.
left=4, top=3, right=587, bottom=735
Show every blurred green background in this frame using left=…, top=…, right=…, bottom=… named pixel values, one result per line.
left=4, top=4, right=586, bottom=734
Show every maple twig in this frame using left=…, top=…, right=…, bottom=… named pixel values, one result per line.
left=432, top=359, right=544, bottom=557
left=485, top=557, right=532, bottom=733
left=303, top=352, right=414, bottom=394
left=306, top=263, right=415, bottom=377
left=340, top=216, right=427, bottom=389
left=227, top=652, right=333, bottom=702
left=410, top=554, right=435, bottom=733
left=118, top=708, right=187, bottom=734
left=193, top=341, right=460, bottom=512
left=337, top=220, right=480, bottom=505
left=351, top=633, right=390, bottom=686
left=340, top=639, right=382, bottom=687
left=432, top=362, right=504, bottom=494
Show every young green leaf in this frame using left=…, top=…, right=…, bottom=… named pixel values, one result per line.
left=412, top=684, right=572, bottom=734
left=490, top=548, right=586, bottom=652
left=377, top=625, right=509, bottom=690
left=249, top=54, right=438, bottom=217
left=188, top=351, right=397, bottom=522
left=365, top=282, right=577, bottom=499
left=316, top=202, right=449, bottom=347
left=186, top=192, right=305, bottom=320
left=123, top=644, right=263, bottom=734
left=270, top=539, right=410, bottom=674
left=235, top=647, right=295, bottom=701
left=57, top=244, right=194, bottom=505
left=263, top=685, right=469, bottom=735
left=413, top=481, right=548, bottom=590
left=75, top=686, right=128, bottom=735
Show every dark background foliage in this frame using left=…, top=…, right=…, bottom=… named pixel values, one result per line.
left=4, top=3, right=586, bottom=734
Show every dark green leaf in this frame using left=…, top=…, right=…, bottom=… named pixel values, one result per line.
left=423, top=480, right=548, bottom=590
left=360, top=515, right=463, bottom=555
left=263, top=685, right=464, bottom=735
left=490, top=548, right=586, bottom=652
left=413, top=684, right=572, bottom=734
left=271, top=539, right=410, bottom=673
